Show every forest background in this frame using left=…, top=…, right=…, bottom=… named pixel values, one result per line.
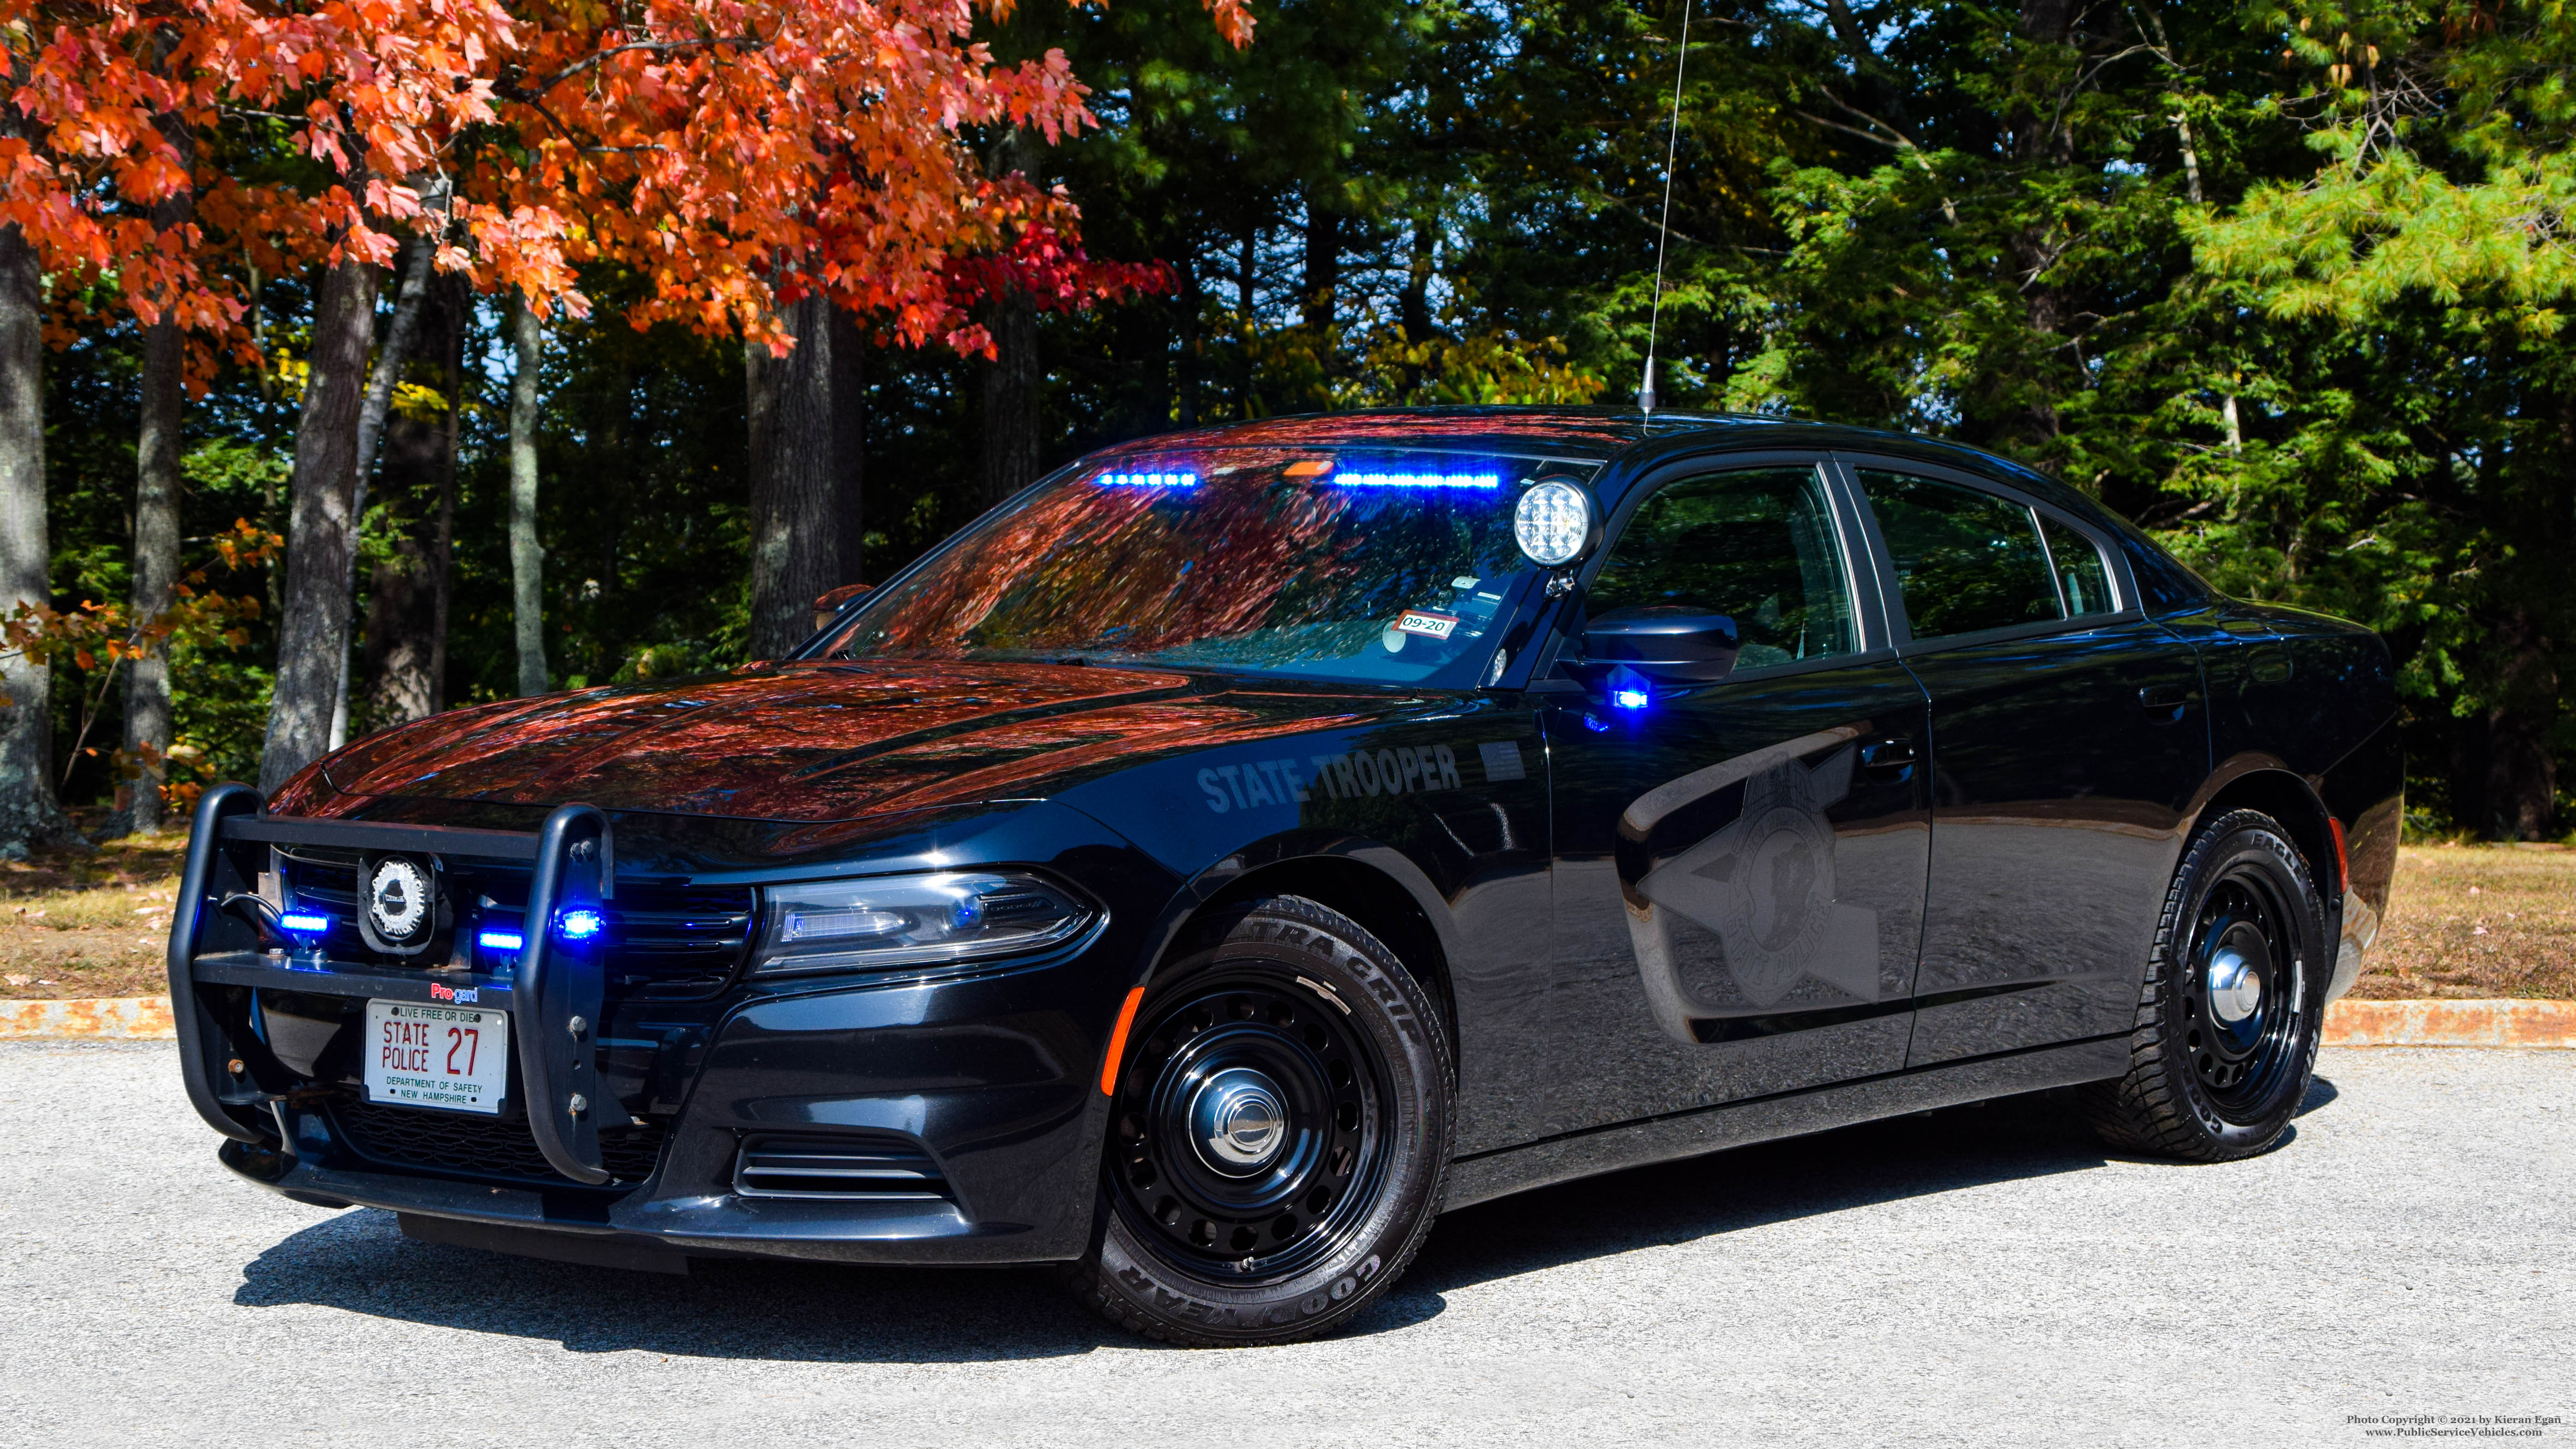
left=13, top=0, right=2576, bottom=851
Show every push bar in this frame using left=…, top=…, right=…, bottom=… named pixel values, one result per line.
left=169, top=788, right=622, bottom=1183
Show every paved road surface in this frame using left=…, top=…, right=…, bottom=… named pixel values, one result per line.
left=2, top=1042, right=2567, bottom=1448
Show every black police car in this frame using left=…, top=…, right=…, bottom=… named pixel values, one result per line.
left=167, top=408, right=2401, bottom=1346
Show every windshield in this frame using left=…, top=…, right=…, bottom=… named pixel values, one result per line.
left=818, top=449, right=1587, bottom=687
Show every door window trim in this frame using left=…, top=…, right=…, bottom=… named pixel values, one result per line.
left=1533, top=451, right=1898, bottom=686
left=1826, top=452, right=2145, bottom=654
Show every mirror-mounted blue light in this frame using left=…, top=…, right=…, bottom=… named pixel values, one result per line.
left=1608, top=663, right=1653, bottom=711
left=278, top=910, right=331, bottom=935
left=556, top=909, right=605, bottom=942
left=477, top=928, right=525, bottom=953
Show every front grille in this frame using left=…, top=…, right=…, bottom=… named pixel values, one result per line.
left=334, top=1096, right=668, bottom=1187
left=275, top=850, right=755, bottom=1001
left=733, top=1135, right=949, bottom=1200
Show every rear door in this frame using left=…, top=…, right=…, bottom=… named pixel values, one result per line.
left=1838, top=458, right=2208, bottom=1066
left=1532, top=457, right=1930, bottom=1139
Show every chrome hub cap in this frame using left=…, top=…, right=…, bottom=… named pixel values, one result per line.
left=1191, top=1067, right=1287, bottom=1174
left=2206, top=948, right=2262, bottom=1025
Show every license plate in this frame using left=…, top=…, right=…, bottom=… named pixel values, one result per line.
left=364, top=999, right=510, bottom=1115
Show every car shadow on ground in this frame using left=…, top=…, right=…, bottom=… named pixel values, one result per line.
left=230, top=1078, right=2340, bottom=1359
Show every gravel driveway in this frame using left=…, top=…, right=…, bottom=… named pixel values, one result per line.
left=3, top=1041, right=2567, bottom=1448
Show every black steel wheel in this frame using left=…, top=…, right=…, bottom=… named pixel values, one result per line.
left=1063, top=894, right=1452, bottom=1346
left=2083, top=809, right=2329, bottom=1161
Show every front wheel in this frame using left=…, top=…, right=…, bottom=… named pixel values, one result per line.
left=1062, top=894, right=1454, bottom=1346
left=2082, top=809, right=2329, bottom=1161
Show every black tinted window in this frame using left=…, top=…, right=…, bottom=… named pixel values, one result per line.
left=1587, top=467, right=1856, bottom=669
left=2041, top=515, right=2116, bottom=616
left=1861, top=471, right=2060, bottom=640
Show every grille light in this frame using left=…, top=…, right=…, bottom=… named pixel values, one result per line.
left=751, top=871, right=1095, bottom=977
left=278, top=910, right=331, bottom=935
left=556, top=909, right=605, bottom=941
left=477, top=928, right=526, bottom=953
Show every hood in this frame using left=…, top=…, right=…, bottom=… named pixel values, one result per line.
left=306, top=658, right=1417, bottom=823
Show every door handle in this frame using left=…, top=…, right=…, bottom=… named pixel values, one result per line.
left=1859, top=739, right=1918, bottom=772
left=2138, top=684, right=2191, bottom=720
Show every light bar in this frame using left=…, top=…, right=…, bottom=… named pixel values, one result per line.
left=476, top=928, right=526, bottom=953
left=1097, top=471, right=1197, bottom=488
left=1330, top=472, right=1500, bottom=490
left=556, top=908, right=605, bottom=941
left=278, top=910, right=331, bottom=934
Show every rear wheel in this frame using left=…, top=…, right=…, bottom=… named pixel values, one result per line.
left=2083, top=809, right=2328, bottom=1161
left=1063, top=895, right=1452, bottom=1346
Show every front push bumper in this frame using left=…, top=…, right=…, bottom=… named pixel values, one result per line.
left=171, top=784, right=1172, bottom=1267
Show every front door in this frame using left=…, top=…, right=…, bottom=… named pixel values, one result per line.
left=1534, top=460, right=1932, bottom=1139
left=1843, top=462, right=2209, bottom=1066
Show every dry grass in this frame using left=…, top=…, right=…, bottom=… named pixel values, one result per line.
left=1, top=837, right=187, bottom=999
left=2, top=838, right=2569, bottom=1003
left=2358, top=843, right=2576, bottom=1001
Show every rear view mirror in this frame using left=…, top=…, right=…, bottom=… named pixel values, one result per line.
left=812, top=582, right=873, bottom=633
left=1577, top=606, right=1740, bottom=684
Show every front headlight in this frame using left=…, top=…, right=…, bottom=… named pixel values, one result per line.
left=750, top=870, right=1097, bottom=977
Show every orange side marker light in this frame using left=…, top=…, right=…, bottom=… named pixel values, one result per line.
left=1100, top=986, right=1148, bottom=1096
left=2328, top=816, right=2350, bottom=894
left=1284, top=459, right=1332, bottom=478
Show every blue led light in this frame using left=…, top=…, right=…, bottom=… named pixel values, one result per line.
left=1330, top=472, right=1500, bottom=490
left=1607, top=663, right=1653, bottom=712
left=477, top=928, right=526, bottom=953
left=556, top=908, right=605, bottom=941
left=1098, top=471, right=1197, bottom=488
left=278, top=910, right=331, bottom=934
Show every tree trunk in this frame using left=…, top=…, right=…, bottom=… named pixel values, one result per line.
left=1301, top=198, right=1341, bottom=334
left=364, top=273, right=466, bottom=728
left=746, top=291, right=859, bottom=659
left=979, top=290, right=1041, bottom=513
left=2479, top=602, right=2558, bottom=839
left=508, top=296, right=549, bottom=697
left=1177, top=255, right=1200, bottom=428
left=0, top=218, right=79, bottom=857
left=329, top=235, right=435, bottom=747
left=257, top=258, right=381, bottom=794
left=121, top=119, right=194, bottom=834
left=830, top=303, right=868, bottom=589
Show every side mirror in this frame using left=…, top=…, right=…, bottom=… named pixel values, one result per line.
left=812, top=582, right=873, bottom=633
left=1577, top=606, right=1740, bottom=684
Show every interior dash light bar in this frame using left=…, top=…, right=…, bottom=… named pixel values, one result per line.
left=1331, top=472, right=1500, bottom=490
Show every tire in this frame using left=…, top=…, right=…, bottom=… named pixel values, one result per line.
left=1062, top=894, right=1454, bottom=1347
left=2082, top=808, right=2329, bottom=1161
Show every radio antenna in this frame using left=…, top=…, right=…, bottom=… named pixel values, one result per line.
left=1638, top=0, right=1693, bottom=417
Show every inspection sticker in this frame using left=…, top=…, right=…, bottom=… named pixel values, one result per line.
left=1396, top=610, right=1460, bottom=640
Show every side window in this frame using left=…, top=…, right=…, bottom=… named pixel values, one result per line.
left=2040, top=515, right=2117, bottom=616
left=1586, top=466, right=1857, bottom=670
left=1859, top=471, right=2060, bottom=640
